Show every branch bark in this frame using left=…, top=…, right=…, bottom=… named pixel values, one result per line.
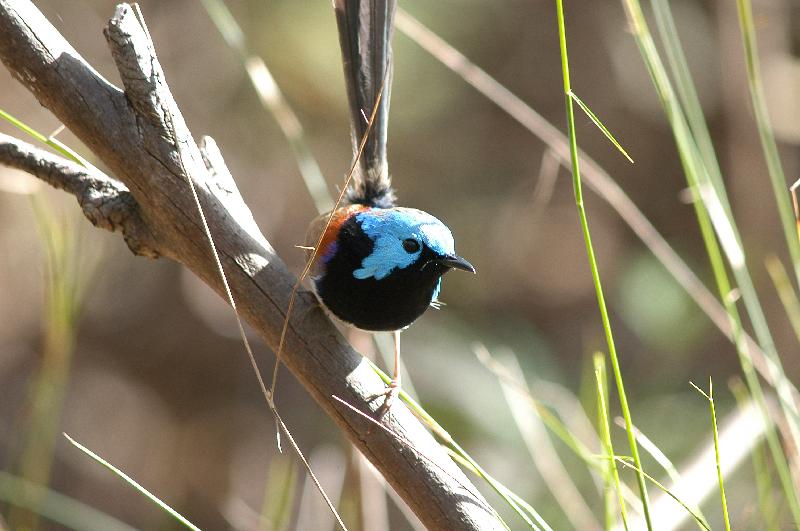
left=0, top=132, right=157, bottom=256
left=0, top=2, right=503, bottom=530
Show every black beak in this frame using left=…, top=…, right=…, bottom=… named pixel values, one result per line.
left=437, top=254, right=476, bottom=274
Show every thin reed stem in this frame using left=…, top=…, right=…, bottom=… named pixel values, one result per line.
left=690, top=380, right=732, bottom=531
left=555, top=1, right=653, bottom=527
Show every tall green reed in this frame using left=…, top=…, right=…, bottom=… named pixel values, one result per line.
left=556, top=1, right=653, bottom=527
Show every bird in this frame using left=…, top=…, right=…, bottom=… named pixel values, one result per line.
left=306, top=0, right=474, bottom=418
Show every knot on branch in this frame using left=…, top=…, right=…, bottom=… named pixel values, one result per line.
left=78, top=181, right=159, bottom=259
left=0, top=132, right=160, bottom=258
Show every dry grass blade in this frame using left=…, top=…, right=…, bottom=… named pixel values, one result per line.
left=259, top=70, right=388, bottom=531
left=199, top=0, right=333, bottom=214
left=328, top=395, right=514, bottom=529
left=269, top=68, right=388, bottom=396
left=270, top=405, right=348, bottom=531
left=529, top=148, right=560, bottom=225
left=489, top=348, right=599, bottom=530
left=792, top=179, right=800, bottom=244
left=765, top=255, right=800, bottom=344
left=620, top=0, right=800, bottom=523
left=164, top=54, right=350, bottom=531
left=295, top=446, right=347, bottom=531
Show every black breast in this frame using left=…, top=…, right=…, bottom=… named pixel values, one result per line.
left=315, top=216, right=447, bottom=331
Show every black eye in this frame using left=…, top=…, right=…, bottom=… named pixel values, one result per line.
left=402, top=238, right=420, bottom=253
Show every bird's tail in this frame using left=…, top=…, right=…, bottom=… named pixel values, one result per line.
left=334, top=0, right=397, bottom=209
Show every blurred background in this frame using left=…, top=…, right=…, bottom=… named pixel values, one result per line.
left=1, top=0, right=800, bottom=529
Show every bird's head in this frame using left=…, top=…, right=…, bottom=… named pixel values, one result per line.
left=312, top=206, right=474, bottom=331
left=348, top=207, right=475, bottom=280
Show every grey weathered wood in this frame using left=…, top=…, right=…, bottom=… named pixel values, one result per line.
left=0, top=132, right=157, bottom=257
left=0, top=2, right=504, bottom=530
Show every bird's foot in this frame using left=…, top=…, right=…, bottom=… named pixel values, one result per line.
left=367, top=380, right=401, bottom=422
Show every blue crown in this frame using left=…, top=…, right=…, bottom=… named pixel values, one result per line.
left=353, top=208, right=455, bottom=281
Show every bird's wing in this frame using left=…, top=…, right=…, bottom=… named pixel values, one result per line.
left=304, top=205, right=368, bottom=276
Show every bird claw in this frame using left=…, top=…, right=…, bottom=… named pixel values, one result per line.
left=367, top=380, right=400, bottom=423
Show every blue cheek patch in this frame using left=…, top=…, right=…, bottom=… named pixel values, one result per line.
left=353, top=235, right=421, bottom=280
left=352, top=208, right=455, bottom=281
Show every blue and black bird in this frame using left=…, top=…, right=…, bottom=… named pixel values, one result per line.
left=308, top=0, right=474, bottom=416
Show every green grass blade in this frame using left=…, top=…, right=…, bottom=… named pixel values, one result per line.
left=197, top=6, right=529, bottom=522
left=446, top=450, right=544, bottom=531
left=0, top=108, right=94, bottom=170
left=63, top=434, right=200, bottom=531
left=197, top=0, right=244, bottom=51
left=752, top=441, right=784, bottom=531
left=595, top=355, right=615, bottom=531
left=556, top=2, right=653, bottom=527
left=594, top=354, right=629, bottom=530
left=690, top=380, right=732, bottom=531
left=735, top=0, right=800, bottom=287
left=396, top=6, right=799, bottom=525
left=614, top=458, right=711, bottom=531
left=568, top=91, right=633, bottom=163
left=260, top=457, right=298, bottom=531
left=616, top=418, right=708, bottom=529
left=621, top=420, right=681, bottom=486
left=481, top=356, right=593, bottom=466
left=0, top=471, right=136, bottom=531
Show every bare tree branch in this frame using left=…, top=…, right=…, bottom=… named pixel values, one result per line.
left=0, top=2, right=504, bottom=530
left=0, top=132, right=158, bottom=257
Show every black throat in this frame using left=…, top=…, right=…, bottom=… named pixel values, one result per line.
left=315, top=216, right=448, bottom=331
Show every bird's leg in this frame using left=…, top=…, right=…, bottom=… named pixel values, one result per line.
left=374, top=330, right=402, bottom=420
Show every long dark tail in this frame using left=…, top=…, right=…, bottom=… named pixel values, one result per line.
left=334, top=0, right=397, bottom=209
